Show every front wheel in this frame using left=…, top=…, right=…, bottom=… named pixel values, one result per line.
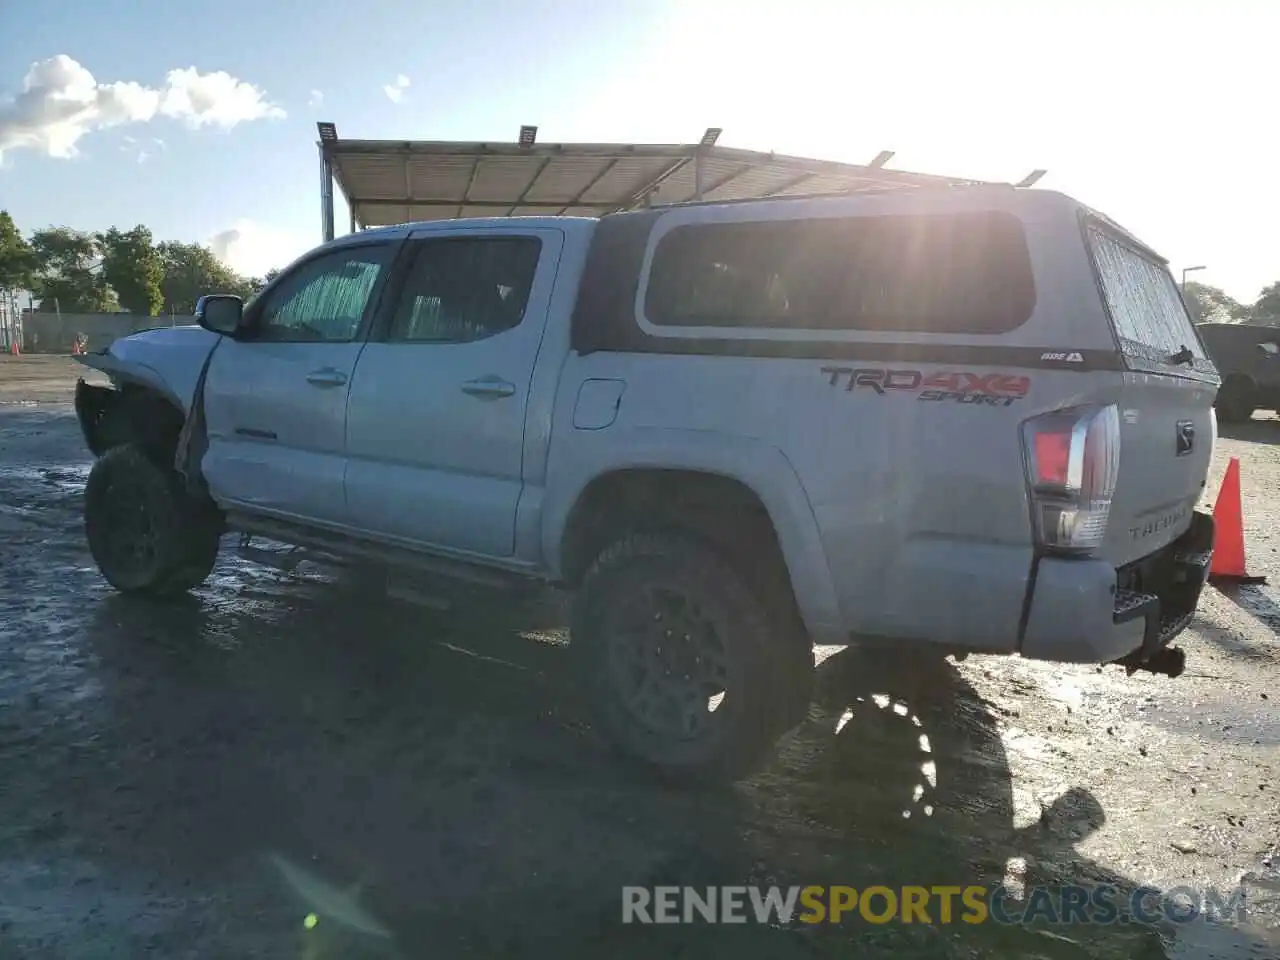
left=84, top=444, right=222, bottom=597
left=571, top=531, right=804, bottom=782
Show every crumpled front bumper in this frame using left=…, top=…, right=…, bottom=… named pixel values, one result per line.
left=1020, top=510, right=1214, bottom=671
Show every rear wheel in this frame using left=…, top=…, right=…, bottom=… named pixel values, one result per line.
left=1215, top=376, right=1256, bottom=422
left=85, top=444, right=222, bottom=597
left=571, top=531, right=805, bottom=782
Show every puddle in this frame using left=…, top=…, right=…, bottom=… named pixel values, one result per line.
left=0, top=857, right=194, bottom=950
left=1164, top=915, right=1280, bottom=959
left=0, top=463, right=90, bottom=492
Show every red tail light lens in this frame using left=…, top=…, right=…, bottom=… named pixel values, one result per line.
left=1032, top=432, right=1072, bottom=486
left=1021, top=405, right=1122, bottom=554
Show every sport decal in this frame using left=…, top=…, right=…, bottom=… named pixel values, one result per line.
left=820, top=367, right=1031, bottom=407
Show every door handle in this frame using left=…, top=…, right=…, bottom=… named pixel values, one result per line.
left=306, top=368, right=348, bottom=388
left=461, top=377, right=516, bottom=399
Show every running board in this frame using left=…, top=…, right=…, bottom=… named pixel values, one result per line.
left=225, top=511, right=531, bottom=592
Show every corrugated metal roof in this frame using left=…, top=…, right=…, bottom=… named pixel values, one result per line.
left=324, top=134, right=994, bottom=229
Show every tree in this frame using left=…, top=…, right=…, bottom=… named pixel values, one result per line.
left=1182, top=281, right=1248, bottom=325
left=0, top=210, right=37, bottom=294
left=156, top=241, right=257, bottom=315
left=1253, top=281, right=1280, bottom=323
left=99, top=225, right=164, bottom=315
left=245, top=266, right=281, bottom=296
left=30, top=227, right=118, bottom=313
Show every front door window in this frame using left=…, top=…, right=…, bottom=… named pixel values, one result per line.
left=255, top=245, right=396, bottom=342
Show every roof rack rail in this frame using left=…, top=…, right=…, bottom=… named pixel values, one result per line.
left=626, top=179, right=1009, bottom=213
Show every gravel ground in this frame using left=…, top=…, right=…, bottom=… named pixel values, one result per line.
left=0, top=356, right=1277, bottom=959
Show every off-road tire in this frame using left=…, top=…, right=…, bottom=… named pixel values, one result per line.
left=1214, top=376, right=1256, bottom=423
left=85, top=444, right=222, bottom=597
left=570, top=531, right=801, bottom=782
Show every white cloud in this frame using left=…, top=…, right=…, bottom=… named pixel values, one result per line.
left=209, top=219, right=312, bottom=278
left=137, top=149, right=149, bottom=164
left=382, top=74, right=409, bottom=104
left=157, top=66, right=285, bottom=129
left=308, top=89, right=323, bottom=107
left=0, top=54, right=285, bottom=158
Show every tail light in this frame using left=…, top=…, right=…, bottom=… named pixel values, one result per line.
left=1021, top=404, right=1122, bottom=554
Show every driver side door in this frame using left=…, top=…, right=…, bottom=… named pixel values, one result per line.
left=200, top=239, right=400, bottom=527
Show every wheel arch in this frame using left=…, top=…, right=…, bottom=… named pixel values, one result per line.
left=75, top=376, right=187, bottom=462
left=544, top=431, right=843, bottom=644
left=76, top=353, right=191, bottom=412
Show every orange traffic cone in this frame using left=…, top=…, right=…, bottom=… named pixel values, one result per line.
left=1208, top=457, right=1267, bottom=586
left=7, top=340, right=18, bottom=357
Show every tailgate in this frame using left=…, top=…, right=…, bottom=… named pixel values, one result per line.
left=1086, top=220, right=1219, bottom=567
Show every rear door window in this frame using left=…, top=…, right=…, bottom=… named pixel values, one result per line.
left=644, top=211, right=1036, bottom=336
left=387, top=237, right=541, bottom=343
left=1086, top=224, right=1216, bottom=377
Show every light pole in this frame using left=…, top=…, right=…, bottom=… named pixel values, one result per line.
left=1181, top=265, right=1206, bottom=288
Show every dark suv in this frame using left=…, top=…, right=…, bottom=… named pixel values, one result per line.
left=1198, top=322, right=1280, bottom=421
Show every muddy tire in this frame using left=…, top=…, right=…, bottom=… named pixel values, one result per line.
left=1215, top=376, right=1256, bottom=422
left=571, top=531, right=800, bottom=782
left=84, top=444, right=222, bottom=597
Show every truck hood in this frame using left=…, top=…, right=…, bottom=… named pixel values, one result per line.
left=76, top=323, right=222, bottom=414
left=112, top=323, right=219, bottom=348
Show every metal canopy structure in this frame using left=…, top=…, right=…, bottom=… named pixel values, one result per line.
left=316, top=122, right=1008, bottom=241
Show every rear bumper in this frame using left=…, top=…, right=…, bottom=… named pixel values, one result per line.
left=1020, top=510, right=1214, bottom=666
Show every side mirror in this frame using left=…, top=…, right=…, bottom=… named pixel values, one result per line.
left=1257, top=342, right=1278, bottom=359
left=195, top=294, right=245, bottom=336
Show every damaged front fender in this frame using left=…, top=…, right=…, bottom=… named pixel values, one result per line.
left=74, top=378, right=123, bottom=458
left=71, top=327, right=221, bottom=461
left=72, top=351, right=190, bottom=459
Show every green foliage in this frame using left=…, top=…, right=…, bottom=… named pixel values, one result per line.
left=244, top=267, right=282, bottom=297
left=99, top=225, right=165, bottom=315
left=1182, top=281, right=1250, bottom=325
left=1254, top=281, right=1280, bottom=323
left=1183, top=280, right=1280, bottom=327
left=0, top=210, right=37, bottom=293
left=18, top=218, right=281, bottom=316
left=156, top=241, right=260, bottom=315
left=30, top=227, right=119, bottom=313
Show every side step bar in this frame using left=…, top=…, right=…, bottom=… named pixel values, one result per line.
left=225, top=511, right=537, bottom=594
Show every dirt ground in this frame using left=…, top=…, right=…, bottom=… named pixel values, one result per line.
left=0, top=355, right=1277, bottom=959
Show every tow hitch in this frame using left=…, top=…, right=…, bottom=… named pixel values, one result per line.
left=1122, top=645, right=1186, bottom=679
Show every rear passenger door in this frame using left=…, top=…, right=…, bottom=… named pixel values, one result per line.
left=344, top=227, right=563, bottom=557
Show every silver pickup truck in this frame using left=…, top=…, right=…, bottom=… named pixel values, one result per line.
left=74, top=187, right=1219, bottom=780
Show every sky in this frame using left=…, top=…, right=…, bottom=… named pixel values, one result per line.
left=0, top=0, right=1274, bottom=302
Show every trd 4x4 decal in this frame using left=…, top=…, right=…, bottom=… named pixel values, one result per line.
left=820, top=367, right=1031, bottom=407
